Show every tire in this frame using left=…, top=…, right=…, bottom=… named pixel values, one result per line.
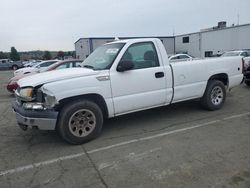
left=245, top=81, right=250, bottom=86
left=200, top=80, right=226, bottom=111
left=12, top=65, right=18, bottom=70
left=57, top=100, right=103, bottom=144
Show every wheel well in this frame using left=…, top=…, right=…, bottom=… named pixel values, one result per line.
left=56, top=94, right=109, bottom=118
left=208, top=73, right=228, bottom=86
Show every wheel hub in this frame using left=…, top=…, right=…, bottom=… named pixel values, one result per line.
left=211, top=86, right=223, bottom=105
left=69, top=109, right=96, bottom=137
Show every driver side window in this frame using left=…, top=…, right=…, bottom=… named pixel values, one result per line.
left=121, top=42, right=159, bottom=70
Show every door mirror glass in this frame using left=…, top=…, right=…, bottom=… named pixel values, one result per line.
left=117, top=60, right=134, bottom=72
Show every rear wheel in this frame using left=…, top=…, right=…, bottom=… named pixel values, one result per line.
left=57, top=100, right=103, bottom=144
left=200, top=80, right=226, bottom=110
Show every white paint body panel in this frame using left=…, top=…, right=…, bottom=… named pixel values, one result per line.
left=110, top=67, right=167, bottom=115
left=18, top=38, right=243, bottom=118
left=170, top=56, right=243, bottom=102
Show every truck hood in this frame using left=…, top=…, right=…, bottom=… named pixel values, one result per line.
left=18, top=68, right=99, bottom=88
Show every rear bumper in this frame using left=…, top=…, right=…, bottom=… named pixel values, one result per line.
left=12, top=101, right=58, bottom=130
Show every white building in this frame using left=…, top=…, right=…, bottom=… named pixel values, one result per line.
left=75, top=37, right=175, bottom=60
left=175, top=23, right=250, bottom=58
left=75, top=22, right=250, bottom=59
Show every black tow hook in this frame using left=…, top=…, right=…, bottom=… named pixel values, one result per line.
left=19, top=124, right=28, bottom=131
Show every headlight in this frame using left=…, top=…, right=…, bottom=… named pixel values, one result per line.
left=17, top=87, right=34, bottom=101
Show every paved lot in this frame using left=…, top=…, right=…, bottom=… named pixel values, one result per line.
left=0, top=70, right=250, bottom=188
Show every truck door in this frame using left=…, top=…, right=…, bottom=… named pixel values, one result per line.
left=110, top=42, right=167, bottom=115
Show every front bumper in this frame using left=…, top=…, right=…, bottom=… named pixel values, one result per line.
left=12, top=101, right=58, bottom=130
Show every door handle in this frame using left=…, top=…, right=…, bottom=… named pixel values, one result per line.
left=155, top=72, right=164, bottom=78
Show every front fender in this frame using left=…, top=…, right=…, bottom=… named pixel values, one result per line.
left=41, top=75, right=114, bottom=117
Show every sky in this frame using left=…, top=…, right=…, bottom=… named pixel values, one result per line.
left=0, top=0, right=250, bottom=52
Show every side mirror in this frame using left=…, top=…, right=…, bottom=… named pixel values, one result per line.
left=117, top=60, right=134, bottom=72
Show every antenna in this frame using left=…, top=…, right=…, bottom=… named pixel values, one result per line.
left=237, top=13, right=240, bottom=25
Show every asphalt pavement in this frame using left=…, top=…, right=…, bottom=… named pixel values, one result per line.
left=0, top=70, right=250, bottom=188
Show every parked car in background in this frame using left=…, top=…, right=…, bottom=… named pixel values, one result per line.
left=14, top=60, right=59, bottom=76
left=169, top=54, right=194, bottom=63
left=23, top=60, right=42, bottom=67
left=7, top=60, right=83, bottom=93
left=46, top=59, right=82, bottom=71
left=0, top=59, right=23, bottom=70
left=221, top=50, right=250, bottom=58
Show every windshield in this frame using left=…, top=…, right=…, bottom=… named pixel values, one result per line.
left=221, top=52, right=241, bottom=57
left=34, top=62, right=43, bottom=68
left=82, top=43, right=125, bottom=70
left=42, top=62, right=61, bottom=72
left=30, top=62, right=38, bottom=67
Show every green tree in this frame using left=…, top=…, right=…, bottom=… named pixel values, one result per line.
left=9, top=47, right=20, bottom=61
left=0, top=51, right=8, bottom=59
left=43, top=51, right=52, bottom=60
left=57, top=51, right=65, bottom=59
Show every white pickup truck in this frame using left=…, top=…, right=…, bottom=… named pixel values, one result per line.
left=13, top=38, right=244, bottom=144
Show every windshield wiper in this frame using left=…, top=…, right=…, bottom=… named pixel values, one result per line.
left=83, top=65, right=94, bottom=69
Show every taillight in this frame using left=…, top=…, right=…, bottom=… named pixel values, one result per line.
left=242, top=58, right=245, bottom=73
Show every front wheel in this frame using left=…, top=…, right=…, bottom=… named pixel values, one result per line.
left=200, top=80, right=226, bottom=111
left=57, top=100, right=103, bottom=144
